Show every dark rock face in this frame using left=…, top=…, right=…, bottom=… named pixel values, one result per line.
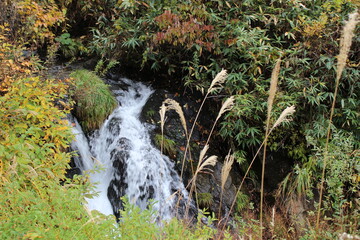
left=140, top=89, right=207, bottom=185
left=196, top=162, right=237, bottom=215
left=107, top=137, right=132, bottom=219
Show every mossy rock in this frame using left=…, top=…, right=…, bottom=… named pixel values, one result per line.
left=70, top=69, right=117, bottom=132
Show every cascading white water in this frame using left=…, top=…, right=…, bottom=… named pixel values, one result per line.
left=71, top=78, right=193, bottom=220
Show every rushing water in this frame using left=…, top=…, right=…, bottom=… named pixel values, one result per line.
left=70, top=78, right=193, bottom=220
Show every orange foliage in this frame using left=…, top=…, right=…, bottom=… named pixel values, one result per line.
left=0, top=0, right=66, bottom=93
left=154, top=10, right=215, bottom=51
left=15, top=0, right=65, bottom=45
left=0, top=25, right=36, bottom=93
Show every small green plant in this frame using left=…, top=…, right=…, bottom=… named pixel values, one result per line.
left=146, top=109, right=156, bottom=118
left=235, top=191, right=250, bottom=213
left=154, top=134, right=176, bottom=157
left=95, top=59, right=120, bottom=76
left=198, top=192, right=213, bottom=208
left=55, top=33, right=88, bottom=59
left=70, top=69, right=117, bottom=132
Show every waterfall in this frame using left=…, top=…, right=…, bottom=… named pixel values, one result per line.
left=70, top=78, right=194, bottom=220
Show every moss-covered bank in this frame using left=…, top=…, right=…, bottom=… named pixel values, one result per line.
left=71, top=69, right=117, bottom=132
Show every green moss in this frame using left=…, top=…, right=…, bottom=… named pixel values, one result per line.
left=70, top=69, right=117, bottom=132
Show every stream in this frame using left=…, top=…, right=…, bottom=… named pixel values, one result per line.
left=70, top=77, right=194, bottom=220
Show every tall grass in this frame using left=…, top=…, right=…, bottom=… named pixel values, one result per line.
left=70, top=69, right=117, bottom=132
left=180, top=69, right=228, bottom=178
left=315, top=11, right=359, bottom=231
left=260, top=58, right=281, bottom=238
left=159, top=69, right=235, bottom=220
left=185, top=144, right=217, bottom=218
left=218, top=105, right=296, bottom=237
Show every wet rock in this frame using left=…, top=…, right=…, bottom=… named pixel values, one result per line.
left=140, top=89, right=209, bottom=185
left=107, top=117, right=122, bottom=136
left=107, top=137, right=131, bottom=219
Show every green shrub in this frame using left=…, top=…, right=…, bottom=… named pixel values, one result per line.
left=118, top=198, right=216, bottom=240
left=70, top=69, right=117, bottom=132
left=55, top=33, right=89, bottom=59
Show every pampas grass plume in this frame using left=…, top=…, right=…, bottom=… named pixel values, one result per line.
left=198, top=144, right=209, bottom=164
left=337, top=11, right=359, bottom=82
left=195, top=145, right=217, bottom=174
left=267, top=59, right=281, bottom=117
left=208, top=69, right=228, bottom=94
left=216, top=96, right=235, bottom=121
left=159, top=103, right=167, bottom=135
left=271, top=105, right=296, bottom=130
left=196, top=156, right=218, bottom=174
left=221, top=154, right=235, bottom=190
left=163, top=98, right=188, bottom=135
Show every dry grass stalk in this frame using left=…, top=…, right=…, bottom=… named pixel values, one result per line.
left=159, top=103, right=167, bottom=153
left=221, top=153, right=235, bottom=191
left=316, top=11, right=359, bottom=230
left=185, top=145, right=217, bottom=218
left=198, top=144, right=209, bottom=166
left=219, top=104, right=296, bottom=235
left=191, top=145, right=218, bottom=176
left=205, top=96, right=235, bottom=146
left=195, top=155, right=218, bottom=175
left=181, top=70, right=228, bottom=178
left=163, top=98, right=188, bottom=135
left=216, top=96, right=235, bottom=122
left=159, top=102, right=166, bottom=135
left=208, top=69, right=228, bottom=94
left=270, top=206, right=275, bottom=236
left=218, top=152, right=234, bottom=218
left=260, top=58, right=281, bottom=239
